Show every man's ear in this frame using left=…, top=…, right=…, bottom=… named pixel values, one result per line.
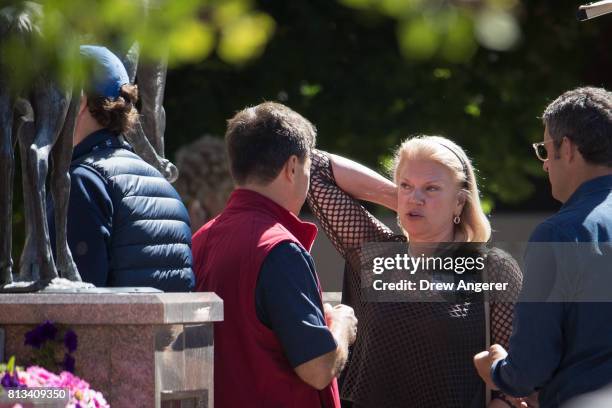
left=564, top=136, right=579, bottom=163
left=283, top=155, right=299, bottom=182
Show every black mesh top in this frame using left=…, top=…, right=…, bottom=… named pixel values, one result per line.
left=307, top=151, right=523, bottom=408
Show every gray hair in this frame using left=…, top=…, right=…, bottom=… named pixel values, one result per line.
left=542, top=87, right=612, bottom=166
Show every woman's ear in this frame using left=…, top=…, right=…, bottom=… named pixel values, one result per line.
left=456, top=191, right=467, bottom=215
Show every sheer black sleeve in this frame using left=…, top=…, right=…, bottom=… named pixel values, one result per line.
left=307, top=150, right=396, bottom=263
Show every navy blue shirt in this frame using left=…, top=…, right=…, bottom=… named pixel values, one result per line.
left=255, top=242, right=337, bottom=368
left=492, top=175, right=612, bottom=407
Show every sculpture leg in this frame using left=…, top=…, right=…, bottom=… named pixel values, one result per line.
left=20, top=79, right=70, bottom=282
left=17, top=107, right=37, bottom=282
left=125, top=59, right=177, bottom=182
left=50, top=90, right=80, bottom=281
left=125, top=121, right=178, bottom=182
left=0, top=84, right=14, bottom=285
left=114, top=42, right=140, bottom=84
left=137, top=60, right=167, bottom=156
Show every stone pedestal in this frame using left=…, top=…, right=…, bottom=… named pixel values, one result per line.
left=0, top=292, right=223, bottom=408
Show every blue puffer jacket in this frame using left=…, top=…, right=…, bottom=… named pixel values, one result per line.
left=68, top=131, right=194, bottom=291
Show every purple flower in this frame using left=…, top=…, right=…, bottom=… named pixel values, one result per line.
left=62, top=354, right=76, bottom=373
left=39, top=321, right=58, bottom=341
left=24, top=329, right=44, bottom=349
left=64, top=330, right=78, bottom=353
left=1, top=372, right=14, bottom=388
left=1, top=372, right=21, bottom=388
left=24, top=321, right=58, bottom=349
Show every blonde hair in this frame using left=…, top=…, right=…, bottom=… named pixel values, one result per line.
left=392, top=135, right=491, bottom=242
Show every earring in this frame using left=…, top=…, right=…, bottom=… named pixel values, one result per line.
left=453, top=215, right=461, bottom=224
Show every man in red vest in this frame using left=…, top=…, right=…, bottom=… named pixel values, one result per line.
left=193, top=102, right=357, bottom=408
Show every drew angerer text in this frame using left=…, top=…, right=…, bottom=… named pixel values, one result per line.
left=372, top=279, right=508, bottom=293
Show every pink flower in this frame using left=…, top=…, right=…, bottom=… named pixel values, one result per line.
left=14, top=367, right=109, bottom=408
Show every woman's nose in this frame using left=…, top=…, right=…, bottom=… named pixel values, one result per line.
left=407, top=189, right=425, bottom=205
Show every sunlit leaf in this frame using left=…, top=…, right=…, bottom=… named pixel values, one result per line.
left=300, top=82, right=322, bottom=98
left=379, top=154, right=395, bottom=175
left=397, top=17, right=439, bottom=60
left=433, top=68, right=452, bottom=79
left=480, top=196, right=494, bottom=214
left=465, top=103, right=481, bottom=117
left=168, top=21, right=215, bottom=62
left=218, top=13, right=275, bottom=64
left=214, top=0, right=251, bottom=26
left=440, top=12, right=477, bottom=63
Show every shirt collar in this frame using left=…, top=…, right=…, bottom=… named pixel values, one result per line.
left=72, top=129, right=130, bottom=161
left=225, top=188, right=318, bottom=251
left=562, top=174, right=612, bottom=209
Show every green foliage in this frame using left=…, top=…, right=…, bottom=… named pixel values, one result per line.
left=6, top=356, right=15, bottom=375
left=0, top=0, right=275, bottom=89
left=339, top=0, right=520, bottom=63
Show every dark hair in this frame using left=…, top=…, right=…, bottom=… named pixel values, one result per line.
left=225, top=102, right=317, bottom=185
left=87, top=84, right=139, bottom=134
left=542, top=86, right=612, bottom=166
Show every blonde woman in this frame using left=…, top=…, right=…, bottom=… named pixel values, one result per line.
left=308, top=136, right=523, bottom=408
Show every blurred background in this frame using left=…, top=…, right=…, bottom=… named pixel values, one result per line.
left=4, top=0, right=611, bottom=287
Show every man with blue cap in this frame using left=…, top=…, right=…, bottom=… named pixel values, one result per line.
left=49, top=45, right=194, bottom=291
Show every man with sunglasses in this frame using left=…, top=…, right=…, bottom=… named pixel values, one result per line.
left=475, top=87, right=612, bottom=407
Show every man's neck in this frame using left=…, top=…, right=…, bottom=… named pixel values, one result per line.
left=74, top=123, right=104, bottom=147
left=564, top=166, right=612, bottom=202
left=239, top=183, right=296, bottom=215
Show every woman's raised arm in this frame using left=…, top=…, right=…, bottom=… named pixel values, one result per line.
left=307, top=150, right=396, bottom=261
left=328, top=153, right=397, bottom=211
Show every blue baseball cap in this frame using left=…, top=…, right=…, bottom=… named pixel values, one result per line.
left=80, top=45, right=129, bottom=98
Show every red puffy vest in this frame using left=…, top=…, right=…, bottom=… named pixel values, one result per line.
left=193, top=189, right=340, bottom=408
